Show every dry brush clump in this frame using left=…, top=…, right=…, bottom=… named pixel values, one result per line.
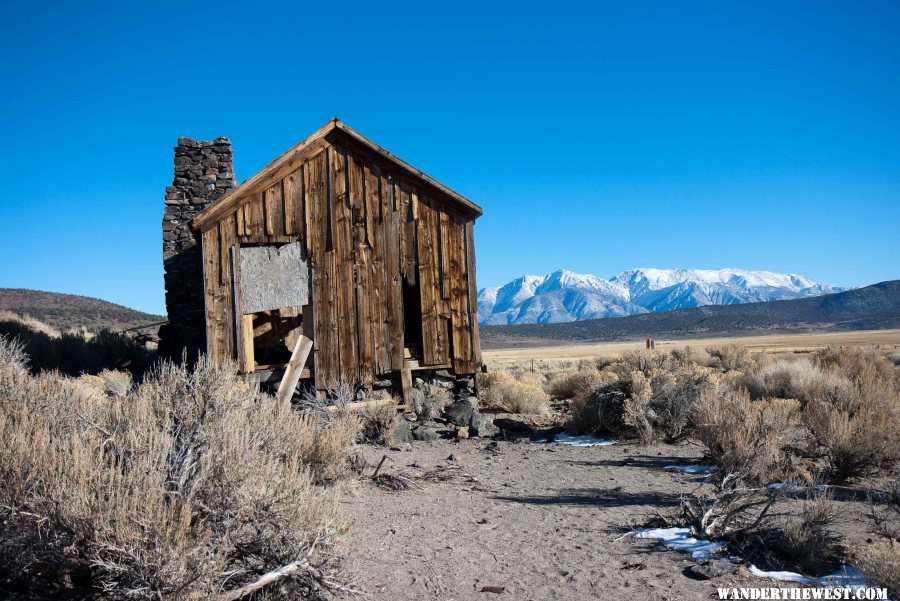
left=693, top=383, right=799, bottom=483
left=706, top=345, right=755, bottom=373
left=358, top=398, right=401, bottom=445
left=801, top=349, right=900, bottom=482
left=855, top=483, right=900, bottom=598
left=412, top=382, right=453, bottom=422
left=0, top=336, right=359, bottom=599
left=741, top=358, right=858, bottom=407
left=478, top=370, right=550, bottom=414
left=566, top=348, right=716, bottom=443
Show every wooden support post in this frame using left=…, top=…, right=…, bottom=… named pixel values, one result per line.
left=241, top=314, right=255, bottom=372
left=400, top=366, right=413, bottom=406
left=276, top=333, right=313, bottom=406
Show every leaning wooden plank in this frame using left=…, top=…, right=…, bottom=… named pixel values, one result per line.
left=275, top=334, right=314, bottom=406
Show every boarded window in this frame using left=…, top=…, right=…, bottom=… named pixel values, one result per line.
left=239, top=242, right=309, bottom=314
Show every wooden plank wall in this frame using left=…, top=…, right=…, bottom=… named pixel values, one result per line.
left=201, top=138, right=482, bottom=389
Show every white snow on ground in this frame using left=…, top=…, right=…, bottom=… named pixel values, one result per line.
left=748, top=565, right=866, bottom=587
left=634, top=527, right=725, bottom=561
left=636, top=528, right=870, bottom=590
left=551, top=434, right=617, bottom=447
left=664, top=464, right=714, bottom=475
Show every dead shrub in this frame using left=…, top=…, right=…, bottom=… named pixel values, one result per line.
left=568, top=377, right=634, bottom=437
left=358, top=401, right=400, bottom=445
left=0, top=339, right=358, bottom=599
left=679, top=473, right=840, bottom=577
left=694, top=384, right=797, bottom=483
left=680, top=470, right=778, bottom=542
left=412, top=383, right=452, bottom=422
left=479, top=370, right=550, bottom=414
left=706, top=345, right=755, bottom=372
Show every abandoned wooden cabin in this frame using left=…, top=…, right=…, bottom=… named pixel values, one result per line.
left=160, top=118, right=483, bottom=401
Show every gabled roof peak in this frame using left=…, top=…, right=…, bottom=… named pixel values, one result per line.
left=191, top=119, right=481, bottom=232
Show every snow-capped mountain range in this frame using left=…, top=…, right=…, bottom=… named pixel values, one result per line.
left=478, top=268, right=844, bottom=325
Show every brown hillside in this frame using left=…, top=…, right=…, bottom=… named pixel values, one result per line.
left=0, top=288, right=164, bottom=332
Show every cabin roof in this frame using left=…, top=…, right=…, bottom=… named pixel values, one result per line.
left=190, top=118, right=482, bottom=232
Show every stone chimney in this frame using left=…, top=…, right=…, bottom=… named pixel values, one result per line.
left=158, top=137, right=236, bottom=361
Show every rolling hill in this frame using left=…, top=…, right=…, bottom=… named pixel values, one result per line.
left=480, top=280, right=900, bottom=348
left=0, top=288, right=164, bottom=332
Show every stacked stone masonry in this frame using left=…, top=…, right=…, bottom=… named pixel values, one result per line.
left=158, top=137, right=235, bottom=360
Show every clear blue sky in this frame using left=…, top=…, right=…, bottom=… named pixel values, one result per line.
left=1, top=1, right=897, bottom=314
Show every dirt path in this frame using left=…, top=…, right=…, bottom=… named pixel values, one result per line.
left=342, top=438, right=763, bottom=600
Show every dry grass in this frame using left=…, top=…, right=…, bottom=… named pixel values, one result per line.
left=478, top=370, right=550, bottom=414
left=0, top=336, right=358, bottom=599
left=856, top=542, right=900, bottom=598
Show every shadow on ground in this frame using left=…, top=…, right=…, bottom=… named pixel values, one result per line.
left=492, top=487, right=682, bottom=507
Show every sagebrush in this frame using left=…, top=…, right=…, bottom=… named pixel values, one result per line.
left=0, top=337, right=358, bottom=599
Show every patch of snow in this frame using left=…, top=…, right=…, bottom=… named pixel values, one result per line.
left=635, top=527, right=871, bottom=590
left=551, top=434, right=617, bottom=447
left=664, top=464, right=714, bottom=475
left=635, top=527, right=725, bottom=561
left=748, top=565, right=867, bottom=588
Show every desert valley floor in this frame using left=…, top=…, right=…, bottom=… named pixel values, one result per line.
left=344, top=438, right=790, bottom=600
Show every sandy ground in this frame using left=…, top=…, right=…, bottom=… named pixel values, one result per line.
left=483, top=329, right=900, bottom=369
left=342, top=437, right=768, bottom=600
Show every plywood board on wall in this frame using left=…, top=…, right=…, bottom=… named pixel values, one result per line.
left=239, top=241, right=309, bottom=314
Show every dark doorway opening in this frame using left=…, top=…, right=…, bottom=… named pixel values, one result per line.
left=402, top=280, right=423, bottom=359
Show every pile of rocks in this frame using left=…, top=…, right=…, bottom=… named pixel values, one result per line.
left=402, top=371, right=496, bottom=441
left=159, top=137, right=235, bottom=360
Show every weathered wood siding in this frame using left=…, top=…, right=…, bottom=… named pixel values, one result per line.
left=200, top=135, right=481, bottom=388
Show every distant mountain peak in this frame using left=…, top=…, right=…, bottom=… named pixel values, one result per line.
left=477, top=267, right=843, bottom=325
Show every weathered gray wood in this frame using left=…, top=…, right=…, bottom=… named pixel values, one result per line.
left=239, top=241, right=309, bottom=314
